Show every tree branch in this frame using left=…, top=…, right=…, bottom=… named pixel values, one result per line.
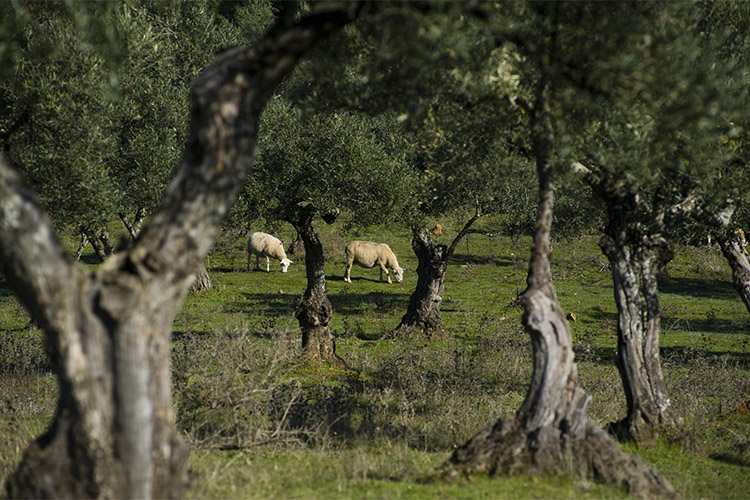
left=446, top=211, right=484, bottom=258
left=0, top=154, right=86, bottom=336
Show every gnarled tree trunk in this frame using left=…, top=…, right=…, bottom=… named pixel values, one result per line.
left=82, top=226, right=110, bottom=262
left=189, top=260, right=213, bottom=293
left=394, top=228, right=448, bottom=335
left=716, top=228, right=750, bottom=315
left=444, top=81, right=674, bottom=498
left=2, top=4, right=360, bottom=498
left=292, top=206, right=347, bottom=368
left=600, top=206, right=681, bottom=445
left=394, top=213, right=484, bottom=336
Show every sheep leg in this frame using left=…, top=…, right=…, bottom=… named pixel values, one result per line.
left=247, top=251, right=251, bottom=272
left=255, top=255, right=261, bottom=271
left=344, top=263, right=352, bottom=283
left=265, top=256, right=270, bottom=272
left=379, top=264, right=391, bottom=284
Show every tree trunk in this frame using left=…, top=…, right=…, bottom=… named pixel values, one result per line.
left=444, top=81, right=674, bottom=499
left=2, top=158, right=191, bottom=499
left=98, top=228, right=115, bottom=255
left=292, top=206, right=346, bottom=368
left=394, top=228, right=448, bottom=335
left=394, top=214, right=483, bottom=336
left=600, top=198, right=681, bottom=445
left=716, top=229, right=750, bottom=316
left=83, top=227, right=109, bottom=262
left=74, top=230, right=90, bottom=261
left=189, top=260, right=212, bottom=293
left=2, top=4, right=360, bottom=498
left=119, top=207, right=147, bottom=240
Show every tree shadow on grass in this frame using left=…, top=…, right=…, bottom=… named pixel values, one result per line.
left=709, top=453, right=750, bottom=468
left=78, top=254, right=102, bottom=266
left=327, top=275, right=383, bottom=283
left=329, top=291, right=411, bottom=316
left=661, top=315, right=750, bottom=336
left=448, top=253, right=514, bottom=267
left=659, top=276, right=738, bottom=300
left=234, top=289, right=411, bottom=319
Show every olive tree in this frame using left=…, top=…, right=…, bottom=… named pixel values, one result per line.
left=562, top=1, right=748, bottom=444
left=1, top=2, right=362, bottom=497
left=444, top=3, right=675, bottom=495
left=690, top=1, right=750, bottom=315
left=241, top=96, right=419, bottom=365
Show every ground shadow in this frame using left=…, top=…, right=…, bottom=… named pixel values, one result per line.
left=329, top=291, right=411, bottom=316
left=78, top=254, right=102, bottom=266
left=659, top=276, right=737, bottom=300
left=329, top=275, right=399, bottom=284
left=709, top=453, right=750, bottom=468
left=232, top=288, right=411, bottom=322
left=448, top=253, right=513, bottom=267
left=236, top=293, right=297, bottom=318
left=661, top=315, right=750, bottom=336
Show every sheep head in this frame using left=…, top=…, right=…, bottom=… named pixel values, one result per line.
left=394, top=266, right=404, bottom=283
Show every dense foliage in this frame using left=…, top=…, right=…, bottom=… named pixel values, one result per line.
left=0, top=1, right=274, bottom=232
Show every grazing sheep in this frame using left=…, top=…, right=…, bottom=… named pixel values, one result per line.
left=344, top=241, right=404, bottom=284
left=247, top=232, right=293, bottom=273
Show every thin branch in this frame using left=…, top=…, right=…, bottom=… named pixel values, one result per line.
left=446, top=211, right=484, bottom=258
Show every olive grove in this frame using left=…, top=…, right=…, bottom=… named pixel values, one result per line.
left=1, top=0, right=748, bottom=498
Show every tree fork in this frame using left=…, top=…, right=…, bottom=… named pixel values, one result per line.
left=394, top=212, right=484, bottom=336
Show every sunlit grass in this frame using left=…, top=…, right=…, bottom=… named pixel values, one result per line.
left=1, top=220, right=748, bottom=499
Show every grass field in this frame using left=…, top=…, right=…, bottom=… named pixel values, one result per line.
left=1, top=218, right=749, bottom=499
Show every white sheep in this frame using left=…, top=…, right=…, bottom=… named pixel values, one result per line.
left=344, top=241, right=404, bottom=284
left=247, top=232, right=293, bottom=273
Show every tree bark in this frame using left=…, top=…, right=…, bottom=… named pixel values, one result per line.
left=2, top=3, right=360, bottom=498
left=394, top=213, right=483, bottom=336
left=716, top=228, right=750, bottom=316
left=597, top=191, right=681, bottom=445
left=444, top=81, right=674, bottom=498
left=119, top=207, right=147, bottom=241
left=189, top=260, right=213, bottom=293
left=82, top=227, right=109, bottom=262
left=292, top=205, right=347, bottom=368
left=394, top=228, right=448, bottom=335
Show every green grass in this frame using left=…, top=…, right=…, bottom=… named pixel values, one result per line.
left=187, top=444, right=630, bottom=500
left=1, top=218, right=749, bottom=499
